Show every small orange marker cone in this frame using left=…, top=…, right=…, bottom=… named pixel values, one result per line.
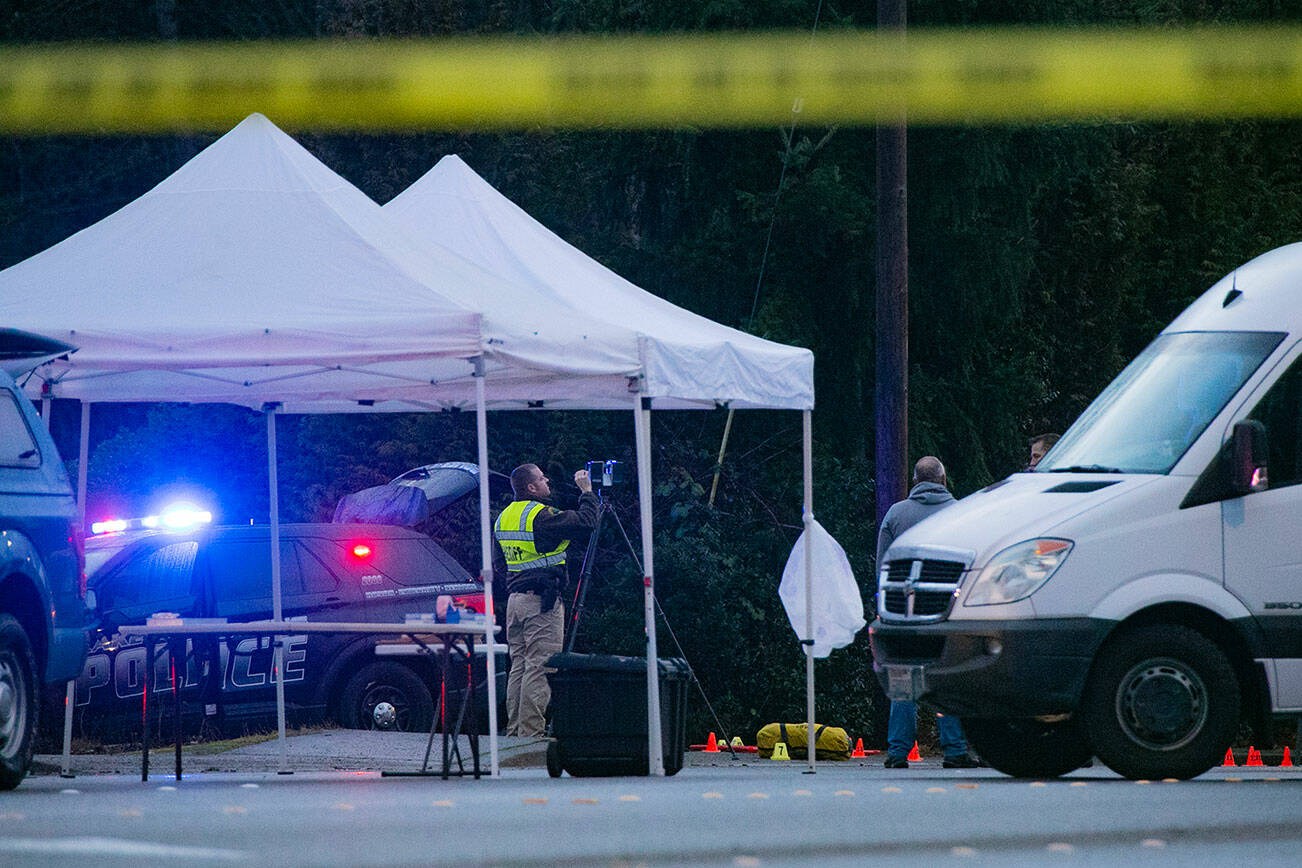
left=851, top=738, right=867, bottom=758
left=1281, top=746, right=1294, bottom=767
left=907, top=742, right=922, bottom=761
left=1246, top=746, right=1264, bottom=766
left=704, top=732, right=720, bottom=753
left=1222, top=747, right=1236, bottom=766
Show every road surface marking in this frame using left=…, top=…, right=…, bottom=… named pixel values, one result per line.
left=333, top=803, right=354, bottom=810
left=955, top=783, right=978, bottom=789
left=59, top=789, right=80, bottom=794
left=1135, top=780, right=1152, bottom=785
left=523, top=797, right=548, bottom=804
left=619, top=795, right=641, bottom=802
left=1030, top=782, right=1047, bottom=787
left=157, top=786, right=177, bottom=792
left=0, top=837, right=244, bottom=860
left=733, top=857, right=762, bottom=867
left=240, top=783, right=259, bottom=789
left=222, top=806, right=247, bottom=815
left=792, top=789, right=812, bottom=796
left=432, top=800, right=454, bottom=807
left=1141, top=839, right=1166, bottom=848
left=573, top=798, right=599, bottom=805
left=951, top=846, right=977, bottom=857
left=1046, top=842, right=1074, bottom=854
left=1069, top=782, right=1087, bottom=787
left=1161, top=778, right=1179, bottom=783
left=118, top=809, right=142, bottom=817
left=926, top=787, right=946, bottom=793
left=881, top=786, right=902, bottom=793
left=702, top=792, right=723, bottom=799
left=747, top=792, right=769, bottom=799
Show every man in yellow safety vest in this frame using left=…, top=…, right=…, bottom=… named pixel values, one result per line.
left=492, top=463, right=599, bottom=737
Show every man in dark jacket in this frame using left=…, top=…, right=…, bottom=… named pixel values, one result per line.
left=493, top=463, right=599, bottom=737
left=876, top=456, right=979, bottom=768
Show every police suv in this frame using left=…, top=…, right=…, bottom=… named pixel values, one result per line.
left=78, top=522, right=498, bottom=738
left=871, top=242, right=1302, bottom=781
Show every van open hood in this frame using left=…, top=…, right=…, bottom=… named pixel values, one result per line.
left=888, top=473, right=1161, bottom=567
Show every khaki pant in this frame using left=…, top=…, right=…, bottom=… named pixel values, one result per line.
left=505, top=592, right=564, bottom=737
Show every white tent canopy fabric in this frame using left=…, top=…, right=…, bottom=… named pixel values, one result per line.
left=383, top=155, right=814, bottom=411
left=0, top=114, right=820, bottom=775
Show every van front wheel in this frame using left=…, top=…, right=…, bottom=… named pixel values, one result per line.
left=338, top=663, right=434, bottom=733
left=1081, top=625, right=1239, bottom=780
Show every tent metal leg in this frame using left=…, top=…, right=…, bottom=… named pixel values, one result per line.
left=803, top=410, right=816, bottom=774
left=474, top=360, right=500, bottom=777
left=634, top=396, right=665, bottom=775
left=265, top=405, right=289, bottom=774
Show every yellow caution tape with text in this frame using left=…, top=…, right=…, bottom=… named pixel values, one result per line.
left=3, top=27, right=1302, bottom=132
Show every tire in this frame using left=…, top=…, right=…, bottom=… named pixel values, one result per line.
left=1080, top=624, right=1239, bottom=781
left=338, top=662, right=434, bottom=733
left=546, top=740, right=562, bottom=777
left=0, top=615, right=38, bottom=791
left=964, top=717, right=1093, bottom=779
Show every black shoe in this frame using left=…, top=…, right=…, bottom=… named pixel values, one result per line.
left=884, top=755, right=909, bottom=769
left=942, top=754, right=981, bottom=769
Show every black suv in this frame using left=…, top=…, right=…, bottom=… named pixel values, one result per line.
left=0, top=361, right=88, bottom=788
left=78, top=523, right=501, bottom=737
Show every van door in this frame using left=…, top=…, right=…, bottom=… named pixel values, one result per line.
left=1223, top=348, right=1302, bottom=709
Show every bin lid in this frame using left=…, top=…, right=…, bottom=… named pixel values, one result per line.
left=547, top=652, right=689, bottom=678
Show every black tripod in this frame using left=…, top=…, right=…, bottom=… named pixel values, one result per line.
left=559, top=487, right=741, bottom=759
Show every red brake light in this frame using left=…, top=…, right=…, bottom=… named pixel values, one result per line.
left=454, top=594, right=485, bottom=614
left=351, top=543, right=372, bottom=559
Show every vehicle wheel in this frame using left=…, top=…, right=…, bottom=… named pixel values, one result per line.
left=546, top=740, right=562, bottom=778
left=1080, top=624, right=1239, bottom=781
left=963, top=717, right=1093, bottom=779
left=338, top=663, right=434, bottom=732
left=0, top=615, right=38, bottom=790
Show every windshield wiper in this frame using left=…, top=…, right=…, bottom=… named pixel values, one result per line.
left=1046, top=465, right=1126, bottom=474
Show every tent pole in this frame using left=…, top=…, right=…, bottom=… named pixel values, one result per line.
left=58, top=400, right=90, bottom=777
left=634, top=395, right=665, bottom=775
left=265, top=404, right=288, bottom=774
left=802, top=410, right=816, bottom=774
left=474, top=358, right=500, bottom=777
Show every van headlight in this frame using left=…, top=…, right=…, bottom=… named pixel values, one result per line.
left=965, top=539, right=1073, bottom=606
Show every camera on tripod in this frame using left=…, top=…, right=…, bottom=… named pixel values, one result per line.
left=585, top=459, right=625, bottom=489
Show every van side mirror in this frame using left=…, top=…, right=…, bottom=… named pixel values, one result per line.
left=1230, top=420, right=1268, bottom=493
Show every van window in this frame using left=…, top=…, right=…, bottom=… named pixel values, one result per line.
left=204, top=540, right=303, bottom=602
left=296, top=543, right=341, bottom=594
left=100, top=541, right=198, bottom=612
left=0, top=392, right=40, bottom=468
left=1248, top=353, right=1302, bottom=489
left=1039, top=331, right=1283, bottom=475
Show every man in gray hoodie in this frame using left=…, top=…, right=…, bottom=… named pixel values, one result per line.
left=876, top=456, right=979, bottom=768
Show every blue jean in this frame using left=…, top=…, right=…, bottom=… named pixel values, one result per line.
left=887, top=700, right=967, bottom=759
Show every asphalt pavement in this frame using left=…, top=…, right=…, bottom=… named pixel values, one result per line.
left=12, top=732, right=1302, bottom=866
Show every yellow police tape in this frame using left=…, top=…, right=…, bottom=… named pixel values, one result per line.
left=4, top=26, right=1302, bottom=132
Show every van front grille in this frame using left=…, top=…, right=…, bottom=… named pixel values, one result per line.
left=879, top=558, right=966, bottom=622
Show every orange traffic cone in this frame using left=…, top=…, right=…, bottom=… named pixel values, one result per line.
left=704, top=732, right=720, bottom=753
left=1246, top=746, right=1264, bottom=766
left=1281, top=746, right=1294, bottom=767
left=1222, top=747, right=1236, bottom=766
left=851, top=738, right=867, bottom=758
left=907, top=741, right=922, bottom=761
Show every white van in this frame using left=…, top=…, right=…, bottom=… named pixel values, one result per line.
left=870, top=242, right=1302, bottom=780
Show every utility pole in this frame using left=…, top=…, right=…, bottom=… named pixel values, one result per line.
left=875, top=0, right=908, bottom=533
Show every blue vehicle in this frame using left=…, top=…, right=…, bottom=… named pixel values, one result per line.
left=0, top=331, right=89, bottom=788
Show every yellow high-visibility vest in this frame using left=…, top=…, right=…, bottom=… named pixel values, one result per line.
left=493, top=500, right=569, bottom=572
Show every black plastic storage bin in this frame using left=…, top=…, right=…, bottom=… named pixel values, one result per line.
left=546, top=652, right=689, bottom=776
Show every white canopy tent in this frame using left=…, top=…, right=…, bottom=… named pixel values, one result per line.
left=385, top=156, right=820, bottom=772
left=0, top=114, right=818, bottom=775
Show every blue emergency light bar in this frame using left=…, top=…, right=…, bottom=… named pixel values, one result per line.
left=91, top=504, right=213, bottom=536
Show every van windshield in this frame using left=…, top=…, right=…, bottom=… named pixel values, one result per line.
left=1037, top=331, right=1284, bottom=475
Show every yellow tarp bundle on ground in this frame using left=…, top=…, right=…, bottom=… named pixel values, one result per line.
left=756, top=723, right=851, bottom=760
